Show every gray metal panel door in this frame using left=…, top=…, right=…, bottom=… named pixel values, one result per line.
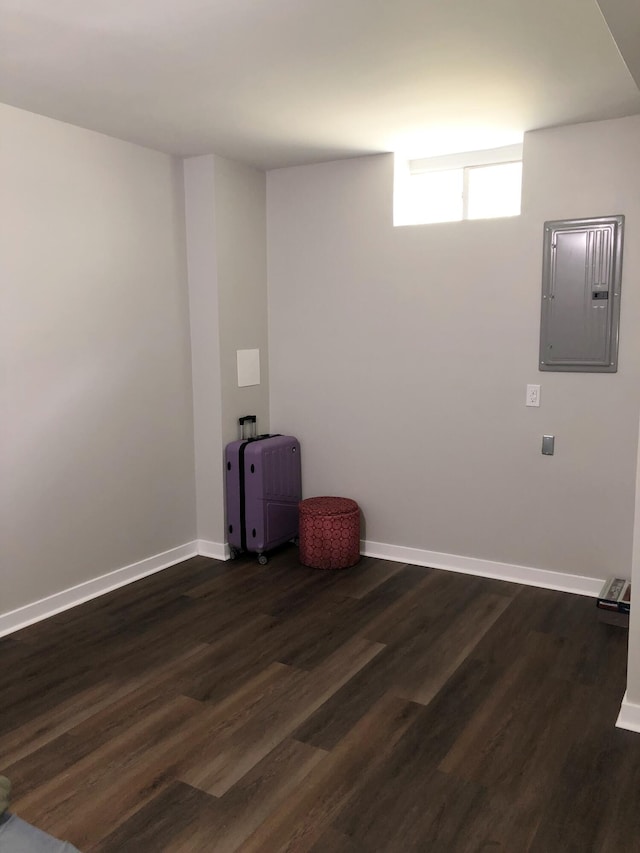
left=540, top=216, right=624, bottom=372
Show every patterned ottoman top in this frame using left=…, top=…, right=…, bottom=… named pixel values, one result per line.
left=299, top=496, right=359, bottom=517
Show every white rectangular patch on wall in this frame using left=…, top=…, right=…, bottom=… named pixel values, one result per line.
left=237, top=348, right=260, bottom=387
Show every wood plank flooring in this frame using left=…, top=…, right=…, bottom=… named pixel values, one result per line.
left=1, top=547, right=638, bottom=852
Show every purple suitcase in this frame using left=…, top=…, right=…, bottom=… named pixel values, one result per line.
left=225, top=416, right=301, bottom=564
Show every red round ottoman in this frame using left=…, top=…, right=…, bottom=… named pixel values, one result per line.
left=299, top=496, right=361, bottom=570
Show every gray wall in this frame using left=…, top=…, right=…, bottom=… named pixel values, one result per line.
left=214, top=154, right=269, bottom=446
left=184, top=154, right=268, bottom=544
left=267, top=115, right=640, bottom=580
left=1, top=104, right=197, bottom=614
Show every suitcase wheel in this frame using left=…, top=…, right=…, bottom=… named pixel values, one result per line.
left=229, top=547, right=240, bottom=560
left=258, top=554, right=268, bottom=566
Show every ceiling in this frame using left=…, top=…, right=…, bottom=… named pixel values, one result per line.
left=1, top=0, right=639, bottom=170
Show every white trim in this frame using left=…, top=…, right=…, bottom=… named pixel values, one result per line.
left=410, top=143, right=523, bottom=174
left=0, top=542, right=200, bottom=638
left=361, top=540, right=604, bottom=597
left=0, top=536, right=602, bottom=639
left=616, top=693, right=640, bottom=733
left=197, top=539, right=231, bottom=561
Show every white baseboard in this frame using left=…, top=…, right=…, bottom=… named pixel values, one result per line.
left=361, top=539, right=604, bottom=597
left=1, top=535, right=602, bottom=639
left=0, top=541, right=200, bottom=639
left=197, top=539, right=231, bottom=561
left=616, top=693, right=640, bottom=733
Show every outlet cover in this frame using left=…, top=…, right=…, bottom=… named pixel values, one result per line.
left=526, top=384, right=541, bottom=407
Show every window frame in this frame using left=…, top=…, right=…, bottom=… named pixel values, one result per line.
left=394, top=144, right=523, bottom=227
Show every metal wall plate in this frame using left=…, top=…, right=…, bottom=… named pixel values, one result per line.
left=539, top=215, right=624, bottom=372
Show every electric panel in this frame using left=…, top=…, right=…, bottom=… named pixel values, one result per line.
left=539, top=215, right=624, bottom=372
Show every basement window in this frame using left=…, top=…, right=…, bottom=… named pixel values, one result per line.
left=394, top=145, right=523, bottom=226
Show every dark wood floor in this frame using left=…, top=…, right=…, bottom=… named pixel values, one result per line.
left=1, top=547, right=638, bottom=852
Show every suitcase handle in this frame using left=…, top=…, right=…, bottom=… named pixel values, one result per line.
left=239, top=415, right=257, bottom=440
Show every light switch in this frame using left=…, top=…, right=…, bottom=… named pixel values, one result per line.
left=237, top=349, right=260, bottom=387
left=542, top=435, right=555, bottom=455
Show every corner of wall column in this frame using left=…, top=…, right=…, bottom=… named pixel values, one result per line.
left=183, top=154, right=226, bottom=545
left=624, top=407, right=640, bottom=706
left=213, top=156, right=270, bottom=447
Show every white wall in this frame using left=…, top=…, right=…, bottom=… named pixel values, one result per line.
left=184, top=154, right=268, bottom=545
left=1, top=104, right=196, bottom=615
left=267, top=116, right=640, bottom=580
left=627, top=414, right=640, bottom=705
